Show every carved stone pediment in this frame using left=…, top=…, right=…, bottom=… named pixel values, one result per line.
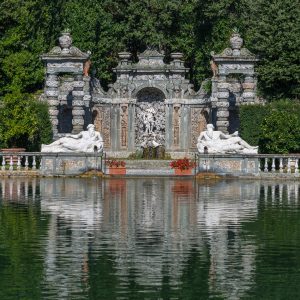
left=137, top=48, right=165, bottom=66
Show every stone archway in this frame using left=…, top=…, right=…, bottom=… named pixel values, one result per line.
left=135, top=87, right=166, bottom=147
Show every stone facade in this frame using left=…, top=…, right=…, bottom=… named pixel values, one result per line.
left=41, top=31, right=259, bottom=155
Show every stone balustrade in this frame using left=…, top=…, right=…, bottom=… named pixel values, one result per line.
left=0, top=152, right=104, bottom=176
left=195, top=153, right=300, bottom=176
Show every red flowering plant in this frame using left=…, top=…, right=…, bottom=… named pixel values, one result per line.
left=170, top=157, right=195, bottom=170
left=106, top=159, right=126, bottom=168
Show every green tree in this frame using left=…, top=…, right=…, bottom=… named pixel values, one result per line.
left=0, top=92, right=52, bottom=150
left=241, top=0, right=300, bottom=100
left=0, top=0, right=65, bottom=95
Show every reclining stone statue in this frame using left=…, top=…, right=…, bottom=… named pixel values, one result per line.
left=41, top=124, right=104, bottom=153
left=197, top=124, right=258, bottom=154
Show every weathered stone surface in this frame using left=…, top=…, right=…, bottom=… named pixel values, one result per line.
left=216, top=110, right=230, bottom=118
left=46, top=80, right=59, bottom=88
left=72, top=100, right=85, bottom=106
left=83, top=95, right=91, bottom=101
left=216, top=120, right=229, bottom=127
left=242, top=83, right=255, bottom=89
left=49, top=109, right=59, bottom=116
left=217, top=92, right=229, bottom=98
left=217, top=82, right=230, bottom=89
left=47, top=99, right=60, bottom=106
left=72, top=81, right=85, bottom=88
left=72, top=90, right=85, bottom=97
left=72, top=118, right=85, bottom=125
left=216, top=102, right=230, bottom=108
left=46, top=90, right=59, bottom=97
left=242, top=92, right=255, bottom=98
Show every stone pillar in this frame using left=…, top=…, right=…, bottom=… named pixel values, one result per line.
left=242, top=75, right=256, bottom=104
left=173, top=105, right=180, bottom=148
left=45, top=74, right=60, bottom=138
left=127, top=103, right=135, bottom=151
left=83, top=76, right=92, bottom=125
left=72, top=74, right=85, bottom=133
left=165, top=104, right=172, bottom=150
left=216, top=77, right=230, bottom=133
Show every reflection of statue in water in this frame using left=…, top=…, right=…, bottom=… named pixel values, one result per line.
left=41, top=124, right=103, bottom=153
left=197, top=124, right=258, bottom=154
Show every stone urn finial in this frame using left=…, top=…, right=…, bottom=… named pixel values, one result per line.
left=230, top=30, right=243, bottom=56
left=59, top=29, right=72, bottom=54
left=118, top=52, right=131, bottom=65
left=171, top=52, right=184, bottom=67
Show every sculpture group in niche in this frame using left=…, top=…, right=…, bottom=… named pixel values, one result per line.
left=41, top=124, right=103, bottom=153
left=135, top=102, right=165, bottom=148
left=197, top=124, right=258, bottom=154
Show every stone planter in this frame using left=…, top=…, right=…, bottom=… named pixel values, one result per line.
left=174, top=168, right=193, bottom=176
left=109, top=167, right=126, bottom=175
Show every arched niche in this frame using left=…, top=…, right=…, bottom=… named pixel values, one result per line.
left=136, top=87, right=166, bottom=102
left=135, top=87, right=166, bottom=147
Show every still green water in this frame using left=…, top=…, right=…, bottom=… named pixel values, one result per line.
left=0, top=177, right=300, bottom=299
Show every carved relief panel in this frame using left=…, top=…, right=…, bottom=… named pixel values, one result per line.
left=92, top=106, right=111, bottom=148
left=190, top=108, right=208, bottom=149
left=120, top=104, right=128, bottom=149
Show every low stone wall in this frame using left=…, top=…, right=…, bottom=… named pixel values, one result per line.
left=197, top=156, right=259, bottom=175
left=40, top=154, right=103, bottom=176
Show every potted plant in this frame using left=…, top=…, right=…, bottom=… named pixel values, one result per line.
left=170, top=157, right=195, bottom=175
left=106, top=159, right=126, bottom=175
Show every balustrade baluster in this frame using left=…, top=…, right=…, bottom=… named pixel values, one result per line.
left=287, top=158, right=291, bottom=173
left=1, top=156, right=5, bottom=171
left=272, top=158, right=276, bottom=172
left=9, top=156, right=13, bottom=171
left=295, top=158, right=299, bottom=174
left=279, top=158, right=283, bottom=173
left=264, top=158, right=268, bottom=172
left=32, top=156, right=36, bottom=170
left=17, top=156, right=21, bottom=170
left=25, top=156, right=29, bottom=171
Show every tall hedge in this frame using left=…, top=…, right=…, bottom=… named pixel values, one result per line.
left=240, top=101, right=300, bottom=154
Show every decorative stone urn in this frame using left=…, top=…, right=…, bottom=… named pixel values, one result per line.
left=230, top=33, right=243, bottom=56
left=59, top=30, right=72, bottom=54
left=171, top=52, right=184, bottom=67
left=118, top=52, right=131, bottom=64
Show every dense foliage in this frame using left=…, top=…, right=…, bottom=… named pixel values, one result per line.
left=1, top=0, right=298, bottom=97
left=240, top=101, right=300, bottom=154
left=0, top=0, right=299, bottom=149
left=0, top=92, right=52, bottom=150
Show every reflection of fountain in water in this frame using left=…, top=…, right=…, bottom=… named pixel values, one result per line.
left=1, top=178, right=299, bottom=298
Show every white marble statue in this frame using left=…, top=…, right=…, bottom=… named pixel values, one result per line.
left=41, top=124, right=103, bottom=153
left=143, top=107, right=156, bottom=134
left=197, top=124, right=258, bottom=154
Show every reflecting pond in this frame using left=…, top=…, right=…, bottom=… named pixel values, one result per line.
left=0, top=177, right=300, bottom=299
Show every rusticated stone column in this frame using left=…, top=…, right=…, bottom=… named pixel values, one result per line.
left=72, top=74, right=85, bottom=133
left=45, top=74, right=60, bottom=137
left=242, top=75, right=256, bottom=104
left=216, top=78, right=230, bottom=133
